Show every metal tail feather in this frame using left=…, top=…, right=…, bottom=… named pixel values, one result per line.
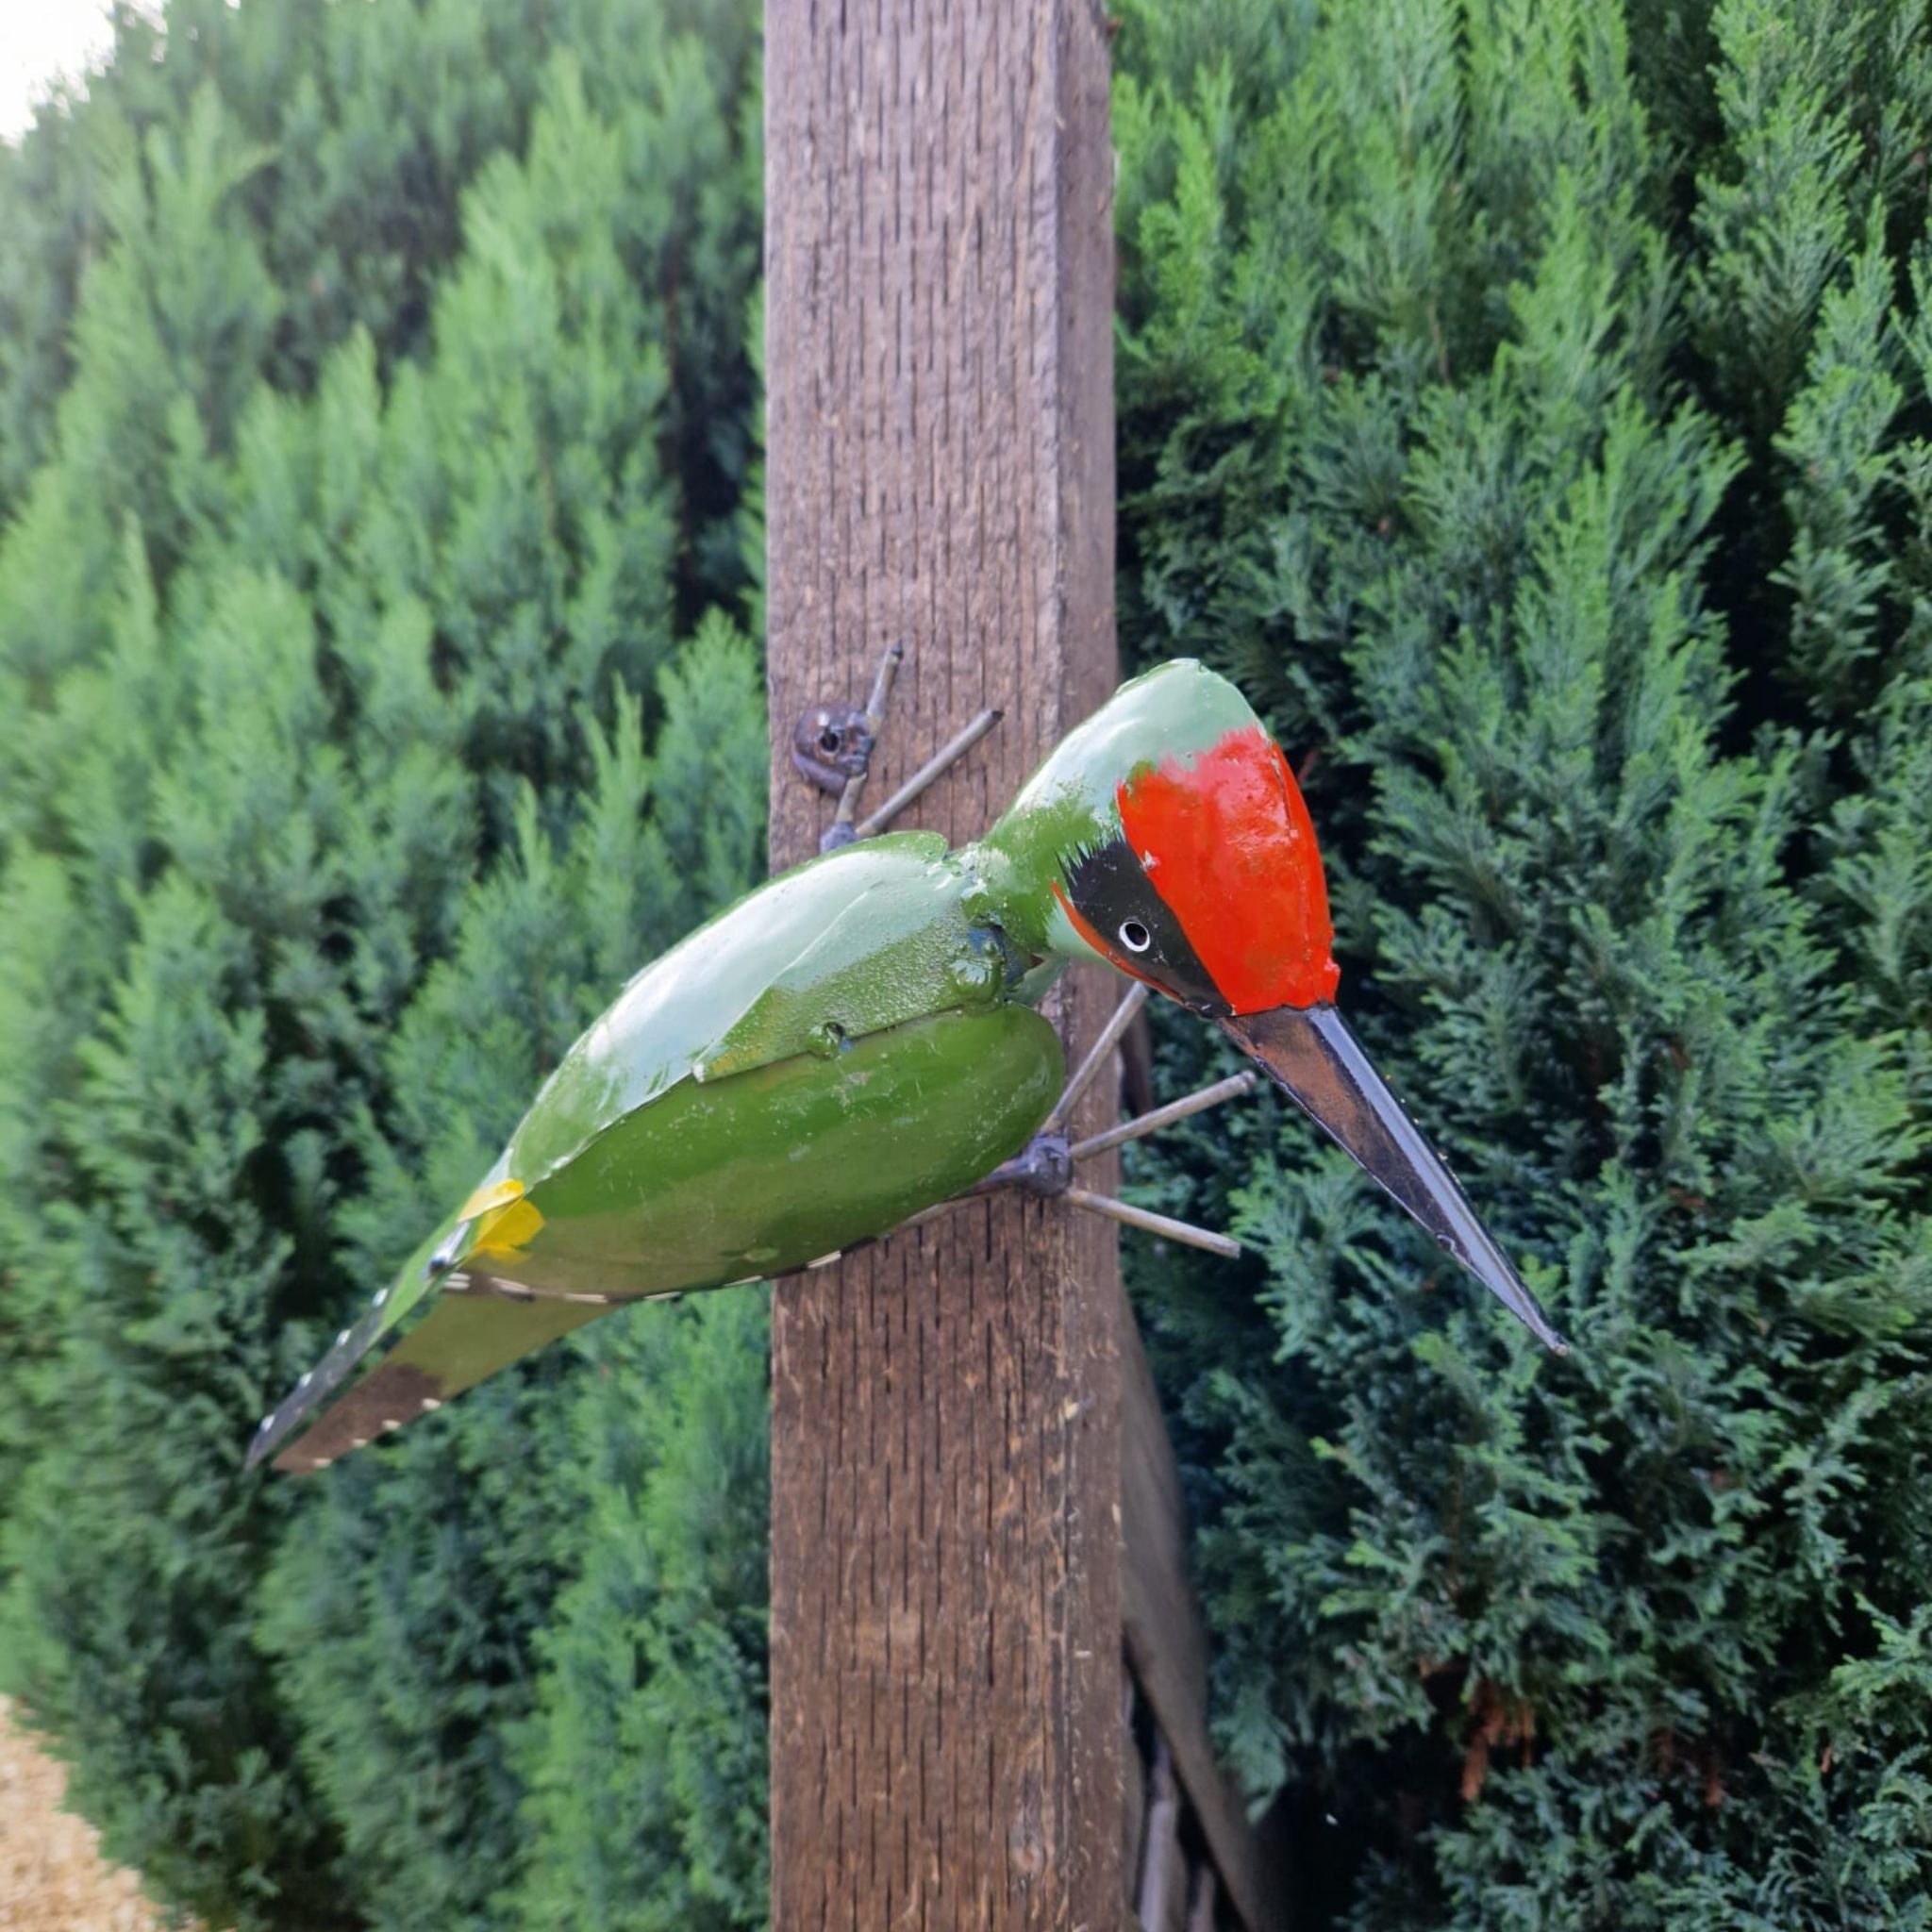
left=244, top=1283, right=404, bottom=1473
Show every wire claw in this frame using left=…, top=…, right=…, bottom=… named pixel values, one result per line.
left=1062, top=1187, right=1242, bottom=1259
left=830, top=642, right=905, bottom=835
left=857, top=707, right=1004, bottom=837
left=805, top=648, right=1004, bottom=851
left=1068, top=1070, right=1257, bottom=1161
left=802, top=642, right=904, bottom=850
left=1043, top=982, right=1149, bottom=1133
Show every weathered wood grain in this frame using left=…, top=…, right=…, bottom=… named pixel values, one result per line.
left=764, top=3, right=1123, bottom=1926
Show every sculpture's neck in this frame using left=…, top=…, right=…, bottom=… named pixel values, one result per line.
left=967, top=785, right=1113, bottom=966
left=962, top=658, right=1270, bottom=969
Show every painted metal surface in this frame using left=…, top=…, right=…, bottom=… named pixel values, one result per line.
left=252, top=831, right=1058, bottom=1472
left=976, top=663, right=1338, bottom=1014
left=259, top=1007, right=1062, bottom=1471
left=251, top=658, right=1564, bottom=1476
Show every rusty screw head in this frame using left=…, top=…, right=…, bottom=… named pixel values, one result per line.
left=791, top=702, right=874, bottom=793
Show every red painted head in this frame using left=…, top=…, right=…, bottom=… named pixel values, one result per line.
left=996, top=660, right=1568, bottom=1354
left=1050, top=724, right=1340, bottom=1017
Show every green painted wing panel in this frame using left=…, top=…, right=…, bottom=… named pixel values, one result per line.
left=249, top=834, right=1027, bottom=1473
left=266, top=1294, right=609, bottom=1473
left=255, top=1001, right=1063, bottom=1472
left=475, top=1000, right=1063, bottom=1298
left=694, top=858, right=1011, bottom=1083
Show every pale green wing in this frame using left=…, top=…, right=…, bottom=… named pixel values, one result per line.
left=249, top=833, right=1012, bottom=1474
left=244, top=1224, right=448, bottom=1472
left=497, top=831, right=977, bottom=1181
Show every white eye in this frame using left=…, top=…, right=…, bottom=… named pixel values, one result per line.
left=1118, top=919, right=1152, bottom=955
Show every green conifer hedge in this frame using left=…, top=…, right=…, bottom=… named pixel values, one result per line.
left=0, top=2, right=1926, bottom=1928
left=0, top=5, right=768, bottom=1927
left=1113, top=2, right=1932, bottom=1925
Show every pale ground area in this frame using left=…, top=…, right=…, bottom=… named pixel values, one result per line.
left=5, top=11, right=186, bottom=1901
left=4, top=0, right=193, bottom=1922
left=0, top=1697, right=185, bottom=1931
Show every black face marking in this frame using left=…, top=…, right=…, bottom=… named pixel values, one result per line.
left=1061, top=837, right=1231, bottom=1015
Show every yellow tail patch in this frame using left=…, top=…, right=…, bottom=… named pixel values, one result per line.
left=457, top=1178, right=546, bottom=1260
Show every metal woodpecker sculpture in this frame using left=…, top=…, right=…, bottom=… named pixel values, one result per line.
left=249, top=656, right=1567, bottom=1475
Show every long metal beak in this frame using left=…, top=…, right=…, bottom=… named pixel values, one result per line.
left=1220, top=1003, right=1569, bottom=1355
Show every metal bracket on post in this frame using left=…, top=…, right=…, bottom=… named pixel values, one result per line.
left=791, top=641, right=902, bottom=850
left=790, top=702, right=877, bottom=795
left=791, top=641, right=1002, bottom=853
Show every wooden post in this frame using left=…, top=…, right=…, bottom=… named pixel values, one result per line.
left=764, top=3, right=1123, bottom=1926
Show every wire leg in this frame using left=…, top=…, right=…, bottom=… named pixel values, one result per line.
left=873, top=1062, right=1252, bottom=1259
left=1043, top=981, right=1149, bottom=1133
left=856, top=708, right=1003, bottom=837
left=831, top=813, right=1252, bottom=1263
left=1067, top=1071, right=1257, bottom=1161
left=1063, top=1188, right=1242, bottom=1259
left=880, top=1183, right=1241, bottom=1260
left=826, top=642, right=905, bottom=841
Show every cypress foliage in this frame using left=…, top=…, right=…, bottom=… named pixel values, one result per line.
left=0, top=4, right=768, bottom=1927
left=5, top=2, right=1931, bottom=1929
left=1112, top=2, right=1932, bottom=1926
left=256, top=628, right=767, bottom=1932
left=507, top=1290, right=771, bottom=1932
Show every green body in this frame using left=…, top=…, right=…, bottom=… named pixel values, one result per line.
left=258, top=829, right=1080, bottom=1467
left=459, top=830, right=1063, bottom=1287
left=503, top=1005, right=1059, bottom=1293
left=254, top=660, right=1254, bottom=1471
